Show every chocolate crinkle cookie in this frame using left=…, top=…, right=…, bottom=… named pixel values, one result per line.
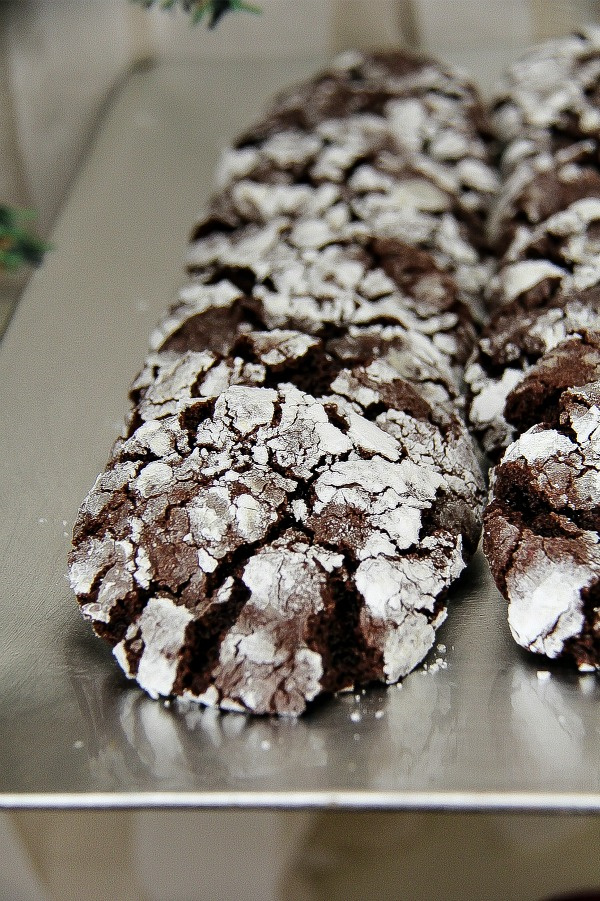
left=487, top=142, right=600, bottom=254
left=69, top=50, right=489, bottom=715
left=260, top=50, right=490, bottom=136
left=466, top=197, right=600, bottom=460
left=234, top=49, right=495, bottom=202
left=192, top=179, right=492, bottom=328
left=484, top=377, right=600, bottom=670
left=183, top=219, right=477, bottom=372
left=69, top=329, right=485, bottom=715
left=476, top=33, right=600, bottom=675
left=491, top=27, right=600, bottom=176
left=487, top=28, right=600, bottom=253
left=204, top=49, right=498, bottom=317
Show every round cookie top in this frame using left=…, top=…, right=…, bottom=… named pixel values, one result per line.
left=243, top=50, right=489, bottom=143
left=484, top=380, right=600, bottom=669
left=206, top=56, right=497, bottom=260
left=69, top=330, right=484, bottom=716
left=467, top=198, right=600, bottom=458
left=215, top=97, right=497, bottom=245
left=183, top=219, right=478, bottom=368
left=487, top=142, right=600, bottom=253
left=466, top=305, right=600, bottom=459
left=492, top=28, right=600, bottom=173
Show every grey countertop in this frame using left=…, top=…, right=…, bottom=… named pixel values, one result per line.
left=1, top=58, right=599, bottom=811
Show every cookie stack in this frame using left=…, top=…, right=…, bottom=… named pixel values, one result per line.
left=466, top=30, right=600, bottom=670
left=69, top=51, right=490, bottom=715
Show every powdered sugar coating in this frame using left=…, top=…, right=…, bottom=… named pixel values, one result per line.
left=198, top=50, right=495, bottom=325
left=487, top=141, right=600, bottom=252
left=492, top=28, right=600, bottom=175
left=484, top=381, right=600, bottom=669
left=503, top=197, right=600, bottom=279
left=219, top=105, right=497, bottom=231
left=467, top=308, right=600, bottom=459
left=69, top=328, right=485, bottom=715
left=467, top=194, right=600, bottom=458
left=184, top=219, right=477, bottom=371
left=505, top=542, right=593, bottom=658
left=69, top=51, right=489, bottom=716
left=204, top=140, right=494, bottom=322
left=482, top=35, right=600, bottom=673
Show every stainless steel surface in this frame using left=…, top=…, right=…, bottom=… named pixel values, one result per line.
left=1, top=58, right=600, bottom=811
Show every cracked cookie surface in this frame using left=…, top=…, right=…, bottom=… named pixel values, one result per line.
left=230, top=50, right=495, bottom=221
left=491, top=28, right=600, bottom=176
left=182, top=220, right=478, bottom=373
left=69, top=51, right=489, bottom=716
left=487, top=143, right=600, bottom=254
left=483, top=379, right=600, bottom=669
left=69, top=330, right=485, bottom=715
left=466, top=199, right=600, bottom=459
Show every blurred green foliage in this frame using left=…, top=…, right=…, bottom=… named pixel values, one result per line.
left=0, top=206, right=51, bottom=272
left=131, top=0, right=261, bottom=29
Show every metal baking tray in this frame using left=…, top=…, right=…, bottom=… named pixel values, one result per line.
left=1, top=57, right=599, bottom=812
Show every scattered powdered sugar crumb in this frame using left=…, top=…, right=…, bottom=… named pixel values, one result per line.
left=579, top=675, right=597, bottom=695
left=422, top=657, right=448, bottom=674
left=536, top=670, right=551, bottom=681
left=350, top=711, right=362, bottom=723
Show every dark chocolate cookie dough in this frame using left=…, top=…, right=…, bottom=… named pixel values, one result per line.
left=69, top=330, right=484, bottom=714
left=484, top=379, right=600, bottom=669
left=467, top=199, right=600, bottom=459
left=69, top=51, right=489, bottom=715
left=492, top=28, right=600, bottom=176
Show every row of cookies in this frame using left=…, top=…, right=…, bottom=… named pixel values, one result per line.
left=68, top=51, right=491, bottom=714
left=468, top=31, right=600, bottom=671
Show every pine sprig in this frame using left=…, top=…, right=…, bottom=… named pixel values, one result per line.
left=0, top=206, right=51, bottom=272
left=132, top=0, right=261, bottom=29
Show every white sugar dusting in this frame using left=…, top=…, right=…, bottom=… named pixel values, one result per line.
left=69, top=50, right=492, bottom=715
left=507, top=551, right=590, bottom=657
left=116, top=597, right=193, bottom=699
